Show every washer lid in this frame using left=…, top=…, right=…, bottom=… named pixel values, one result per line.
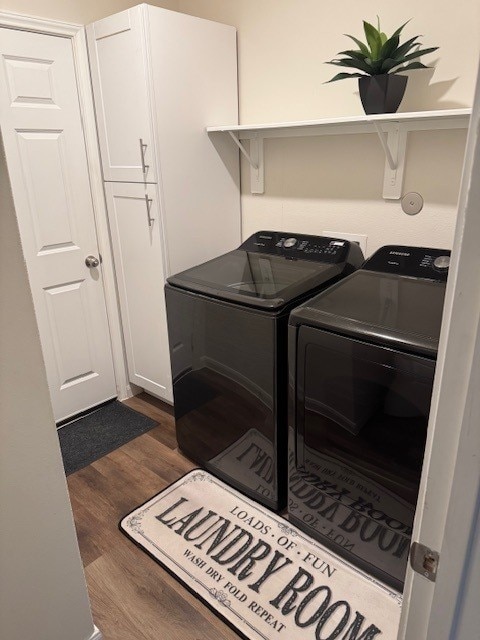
left=167, top=249, right=345, bottom=310
left=167, top=231, right=364, bottom=310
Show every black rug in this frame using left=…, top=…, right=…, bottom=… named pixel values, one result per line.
left=58, top=400, right=156, bottom=475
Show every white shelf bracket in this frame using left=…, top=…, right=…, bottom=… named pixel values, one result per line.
left=228, top=131, right=257, bottom=169
left=228, top=131, right=264, bottom=194
left=249, top=135, right=264, bottom=194
left=374, top=122, right=407, bottom=200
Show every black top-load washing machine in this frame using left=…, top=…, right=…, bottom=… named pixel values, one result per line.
left=165, top=230, right=364, bottom=511
left=288, top=245, right=450, bottom=590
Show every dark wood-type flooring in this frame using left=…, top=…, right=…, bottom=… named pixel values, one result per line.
left=67, top=392, right=240, bottom=640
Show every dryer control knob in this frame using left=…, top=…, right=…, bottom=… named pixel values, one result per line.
left=283, top=237, right=297, bottom=248
left=433, top=255, right=450, bottom=271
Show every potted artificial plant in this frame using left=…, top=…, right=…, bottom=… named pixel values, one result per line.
left=326, top=19, right=439, bottom=114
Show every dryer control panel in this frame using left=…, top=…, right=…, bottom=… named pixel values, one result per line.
left=364, top=245, right=451, bottom=281
left=240, top=230, right=351, bottom=263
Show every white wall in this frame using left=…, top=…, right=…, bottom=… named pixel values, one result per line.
left=178, top=0, right=480, bottom=255
left=452, top=505, right=480, bottom=637
left=0, top=138, right=96, bottom=640
left=0, top=0, right=178, bottom=24
left=1, top=0, right=474, bottom=255
left=178, top=0, right=479, bottom=122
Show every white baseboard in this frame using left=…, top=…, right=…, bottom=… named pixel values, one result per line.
left=88, top=626, right=103, bottom=640
left=118, top=382, right=141, bottom=401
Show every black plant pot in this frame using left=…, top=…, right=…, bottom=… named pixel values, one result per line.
left=359, top=74, right=408, bottom=115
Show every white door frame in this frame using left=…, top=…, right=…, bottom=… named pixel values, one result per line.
left=0, top=10, right=131, bottom=403
left=398, top=66, right=480, bottom=638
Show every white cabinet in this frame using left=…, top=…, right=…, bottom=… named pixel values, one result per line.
left=105, top=182, right=171, bottom=399
left=87, top=8, right=156, bottom=183
left=87, top=4, right=240, bottom=402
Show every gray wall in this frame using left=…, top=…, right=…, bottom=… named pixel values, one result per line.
left=0, top=136, right=96, bottom=640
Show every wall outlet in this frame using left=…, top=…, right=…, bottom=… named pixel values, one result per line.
left=323, top=231, right=368, bottom=257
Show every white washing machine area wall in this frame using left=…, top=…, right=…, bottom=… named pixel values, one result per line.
left=287, top=245, right=450, bottom=591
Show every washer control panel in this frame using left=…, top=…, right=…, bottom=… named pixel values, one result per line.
left=364, top=245, right=451, bottom=281
left=240, top=231, right=351, bottom=263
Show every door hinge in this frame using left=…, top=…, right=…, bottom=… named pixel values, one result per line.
left=410, top=542, right=440, bottom=582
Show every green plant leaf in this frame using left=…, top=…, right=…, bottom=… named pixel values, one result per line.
left=363, top=21, right=382, bottom=59
left=376, top=15, right=388, bottom=44
left=369, top=59, right=385, bottom=74
left=381, top=57, right=404, bottom=73
left=381, top=46, right=438, bottom=72
left=399, top=47, right=439, bottom=63
left=337, top=49, right=369, bottom=61
left=364, top=57, right=383, bottom=74
left=344, top=34, right=370, bottom=56
left=393, top=35, right=423, bottom=59
left=379, top=34, right=400, bottom=60
left=390, top=19, right=411, bottom=39
left=395, top=61, right=430, bottom=72
left=324, top=72, right=366, bottom=83
left=327, top=58, right=374, bottom=73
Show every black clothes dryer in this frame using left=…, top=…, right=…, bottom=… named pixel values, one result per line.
left=288, top=245, right=450, bottom=590
left=165, top=230, right=364, bottom=511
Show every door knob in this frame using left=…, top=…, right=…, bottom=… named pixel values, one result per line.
left=85, top=255, right=100, bottom=268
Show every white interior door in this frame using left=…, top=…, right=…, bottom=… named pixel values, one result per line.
left=86, top=6, right=157, bottom=183
left=398, top=63, right=480, bottom=640
left=0, top=27, right=117, bottom=422
left=105, top=181, right=172, bottom=402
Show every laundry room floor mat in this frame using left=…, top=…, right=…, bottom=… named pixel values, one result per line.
left=58, top=400, right=156, bottom=475
left=120, top=469, right=402, bottom=640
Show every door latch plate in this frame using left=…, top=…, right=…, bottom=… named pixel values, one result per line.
left=410, top=542, right=439, bottom=582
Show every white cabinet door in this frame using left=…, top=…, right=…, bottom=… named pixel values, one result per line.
left=0, top=28, right=117, bottom=422
left=105, top=182, right=172, bottom=401
left=146, top=6, right=240, bottom=275
left=86, top=6, right=157, bottom=183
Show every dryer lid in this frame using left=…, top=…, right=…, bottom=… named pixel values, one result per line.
left=289, top=245, right=450, bottom=356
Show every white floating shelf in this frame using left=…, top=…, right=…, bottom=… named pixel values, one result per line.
left=207, top=108, right=471, bottom=199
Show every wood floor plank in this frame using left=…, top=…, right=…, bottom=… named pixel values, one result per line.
left=68, top=492, right=109, bottom=567
left=119, top=433, right=195, bottom=483
left=86, top=538, right=240, bottom=640
left=123, top=393, right=177, bottom=450
left=67, top=392, right=240, bottom=639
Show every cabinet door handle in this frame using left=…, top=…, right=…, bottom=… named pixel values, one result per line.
left=139, top=138, right=150, bottom=175
left=145, top=195, right=155, bottom=227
